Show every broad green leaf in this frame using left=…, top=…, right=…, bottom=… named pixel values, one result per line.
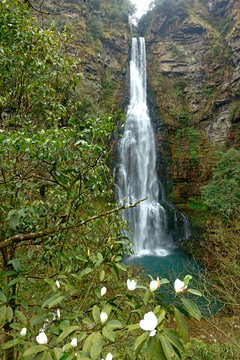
left=102, top=326, right=115, bottom=341
left=174, top=307, right=188, bottom=343
left=134, top=332, right=149, bottom=355
left=99, top=270, right=105, bottom=281
left=6, top=306, right=13, bottom=322
left=183, top=275, right=192, bottom=287
left=90, top=332, right=102, bottom=360
left=187, top=289, right=202, bottom=297
left=78, top=267, right=93, bottom=279
left=23, top=345, right=48, bottom=356
left=116, top=262, right=127, bottom=272
left=54, top=347, right=63, bottom=360
left=155, top=339, right=167, bottom=360
left=159, top=335, right=175, bottom=360
left=10, top=259, right=22, bottom=272
left=56, top=326, right=80, bottom=343
left=92, top=305, right=100, bottom=324
left=2, top=337, right=23, bottom=349
left=30, top=314, right=48, bottom=327
left=163, top=331, right=184, bottom=353
left=15, top=309, right=27, bottom=324
left=4, top=277, right=26, bottom=291
left=0, top=305, right=6, bottom=323
left=160, top=278, right=170, bottom=285
left=146, top=336, right=156, bottom=359
left=157, top=310, right=166, bottom=325
left=0, top=291, right=7, bottom=302
left=107, top=320, right=122, bottom=329
left=42, top=294, right=64, bottom=309
left=181, top=298, right=201, bottom=321
left=83, top=333, right=95, bottom=353
left=143, top=289, right=151, bottom=305
left=127, top=323, right=140, bottom=332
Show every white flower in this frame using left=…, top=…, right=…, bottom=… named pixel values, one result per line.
left=56, top=280, right=60, bottom=288
left=140, top=312, right=157, bottom=337
left=174, top=279, right=187, bottom=293
left=70, top=337, right=77, bottom=347
left=127, top=279, right=137, bottom=291
left=36, top=331, right=48, bottom=344
left=57, top=309, right=60, bottom=319
left=102, top=353, right=113, bottom=360
left=100, top=312, right=108, bottom=324
left=101, top=287, right=107, bottom=296
left=150, top=278, right=160, bottom=292
left=20, top=327, right=27, bottom=336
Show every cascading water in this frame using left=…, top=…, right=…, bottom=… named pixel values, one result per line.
left=115, top=37, right=181, bottom=257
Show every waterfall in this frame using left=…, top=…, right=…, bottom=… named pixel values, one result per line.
left=115, top=37, right=189, bottom=257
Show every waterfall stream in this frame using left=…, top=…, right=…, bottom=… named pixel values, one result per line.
left=115, top=37, right=189, bottom=257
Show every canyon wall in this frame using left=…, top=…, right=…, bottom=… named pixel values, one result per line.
left=139, top=0, right=240, bottom=202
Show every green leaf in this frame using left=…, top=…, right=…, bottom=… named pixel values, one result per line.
left=143, top=289, right=151, bottom=305
left=15, top=310, right=27, bottom=324
left=78, top=267, right=93, bottom=279
left=159, top=335, right=175, bottom=360
left=134, top=332, right=149, bottom=356
left=160, top=278, right=170, bottom=285
left=6, top=306, right=13, bottom=322
left=54, top=347, right=63, bottom=360
left=0, top=291, right=7, bottom=303
left=187, top=289, right=202, bottom=296
left=116, top=262, right=127, bottom=272
left=0, top=305, right=7, bottom=323
left=30, top=314, right=48, bottom=327
left=56, top=326, right=80, bottom=343
left=42, top=294, right=64, bottom=309
left=181, top=298, right=201, bottom=321
left=2, top=337, right=23, bottom=349
left=10, top=259, right=22, bottom=272
left=92, top=305, right=100, bottom=324
left=99, top=270, right=105, bottom=281
left=89, top=333, right=103, bottom=359
left=102, top=326, right=115, bottom=341
left=155, top=339, right=167, bottom=360
left=146, top=336, right=156, bottom=359
left=23, top=345, right=48, bottom=356
left=174, top=306, right=188, bottom=343
left=107, top=320, right=122, bottom=329
left=163, top=331, right=184, bottom=353
left=83, top=333, right=95, bottom=353
left=183, top=275, right=192, bottom=287
left=157, top=310, right=166, bottom=325
left=127, top=323, right=140, bottom=332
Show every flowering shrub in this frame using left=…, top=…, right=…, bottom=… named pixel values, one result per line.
left=0, top=255, right=202, bottom=359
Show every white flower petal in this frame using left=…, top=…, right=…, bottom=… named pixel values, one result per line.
left=56, top=280, right=60, bottom=288
left=101, top=287, right=107, bottom=296
left=106, top=353, right=113, bottom=360
left=149, top=329, right=157, bottom=337
left=139, top=312, right=157, bottom=332
left=70, top=337, right=77, bottom=347
left=100, top=312, right=108, bottom=323
left=36, top=331, right=48, bottom=344
left=150, top=280, right=158, bottom=292
left=127, top=279, right=137, bottom=291
left=20, top=327, right=27, bottom=336
left=174, top=279, right=186, bottom=293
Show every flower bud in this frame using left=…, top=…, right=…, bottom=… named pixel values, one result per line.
left=100, top=312, right=108, bottom=324
left=71, top=337, right=77, bottom=347
left=20, top=327, right=27, bottom=336
left=101, top=287, right=107, bottom=296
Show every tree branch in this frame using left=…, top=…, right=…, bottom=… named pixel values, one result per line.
left=0, top=198, right=147, bottom=250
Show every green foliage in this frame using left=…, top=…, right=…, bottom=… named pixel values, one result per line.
left=202, top=148, right=240, bottom=217
left=183, top=338, right=240, bottom=360
left=0, top=0, right=81, bottom=129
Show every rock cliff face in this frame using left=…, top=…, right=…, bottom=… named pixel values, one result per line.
left=39, top=0, right=133, bottom=115
left=138, top=0, right=240, bottom=202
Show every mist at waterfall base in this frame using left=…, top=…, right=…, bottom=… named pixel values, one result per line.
left=115, top=38, right=221, bottom=316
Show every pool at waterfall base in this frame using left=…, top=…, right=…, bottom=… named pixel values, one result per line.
left=124, top=247, right=222, bottom=317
